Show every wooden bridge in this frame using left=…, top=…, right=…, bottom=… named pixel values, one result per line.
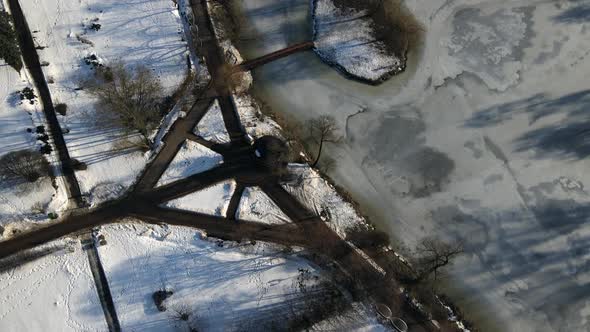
left=237, top=41, right=314, bottom=71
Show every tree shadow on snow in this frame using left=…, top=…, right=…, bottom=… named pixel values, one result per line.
left=553, top=1, right=590, bottom=24
left=434, top=201, right=590, bottom=331
left=464, top=89, right=590, bottom=160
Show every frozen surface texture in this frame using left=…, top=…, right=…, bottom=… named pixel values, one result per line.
left=235, top=0, right=590, bottom=330
left=313, top=0, right=404, bottom=83
left=98, top=224, right=320, bottom=332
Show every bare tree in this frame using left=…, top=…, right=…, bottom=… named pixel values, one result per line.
left=85, top=61, right=163, bottom=150
left=170, top=302, right=191, bottom=322
left=413, top=237, right=463, bottom=283
left=0, top=150, right=51, bottom=182
left=169, top=302, right=202, bottom=332
left=306, top=115, right=339, bottom=168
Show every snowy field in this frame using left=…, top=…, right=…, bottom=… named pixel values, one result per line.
left=0, top=63, right=64, bottom=231
left=0, top=239, right=106, bottom=332
left=236, top=186, right=290, bottom=224
left=165, top=180, right=235, bottom=216
left=235, top=0, right=590, bottom=331
left=194, top=99, right=230, bottom=144
left=97, top=223, right=322, bottom=331
left=19, top=0, right=190, bottom=206
left=156, top=140, right=223, bottom=187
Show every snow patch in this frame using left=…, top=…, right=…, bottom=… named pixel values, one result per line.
left=193, top=99, right=230, bottom=144
left=236, top=186, right=290, bottom=224
left=157, top=140, right=223, bottom=187
left=164, top=180, right=236, bottom=217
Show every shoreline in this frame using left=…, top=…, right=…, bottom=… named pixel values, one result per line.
left=231, top=2, right=507, bottom=330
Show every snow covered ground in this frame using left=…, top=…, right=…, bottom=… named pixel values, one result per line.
left=312, top=0, right=404, bottom=83
left=18, top=0, right=190, bottom=206
left=165, top=180, right=235, bottom=216
left=156, top=140, right=223, bottom=187
left=97, top=223, right=323, bottom=331
left=236, top=186, right=290, bottom=224
left=193, top=99, right=230, bottom=144
left=234, top=94, right=283, bottom=139
left=235, top=0, right=590, bottom=331
left=0, top=238, right=106, bottom=332
left=310, top=302, right=388, bottom=332
left=0, top=62, right=64, bottom=231
left=283, top=164, right=365, bottom=237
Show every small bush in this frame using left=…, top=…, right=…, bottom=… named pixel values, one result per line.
left=70, top=158, right=87, bottom=171
left=55, top=103, right=68, bottom=116
left=0, top=150, right=52, bottom=182
left=346, top=226, right=390, bottom=250
left=0, top=11, right=23, bottom=72
left=48, top=212, right=58, bottom=219
left=76, top=34, right=95, bottom=46
left=90, top=23, right=101, bottom=31
left=20, top=87, right=36, bottom=104
left=153, top=289, right=173, bottom=311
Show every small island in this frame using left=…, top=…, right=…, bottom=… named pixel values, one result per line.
left=312, top=0, right=421, bottom=84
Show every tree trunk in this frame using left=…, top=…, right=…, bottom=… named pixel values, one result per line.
left=311, top=137, right=323, bottom=168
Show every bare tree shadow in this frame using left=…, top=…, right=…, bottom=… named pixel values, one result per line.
left=553, top=1, right=590, bottom=24
left=433, top=200, right=590, bottom=331
left=465, top=89, right=590, bottom=159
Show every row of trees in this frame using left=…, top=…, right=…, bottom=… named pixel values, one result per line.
left=0, top=11, right=23, bottom=72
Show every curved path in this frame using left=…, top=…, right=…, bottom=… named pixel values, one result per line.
left=0, top=0, right=436, bottom=330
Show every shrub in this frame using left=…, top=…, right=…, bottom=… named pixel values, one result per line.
left=20, top=87, right=36, bottom=104
left=346, top=226, right=390, bottom=250
left=69, top=158, right=87, bottom=170
left=153, top=289, right=173, bottom=312
left=0, top=11, right=23, bottom=72
left=0, top=150, right=52, bottom=182
left=55, top=103, right=67, bottom=116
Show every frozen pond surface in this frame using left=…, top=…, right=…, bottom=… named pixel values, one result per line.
left=235, top=0, right=590, bottom=331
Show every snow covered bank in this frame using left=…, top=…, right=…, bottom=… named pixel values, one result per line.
left=0, top=238, right=106, bottom=331
left=312, top=0, right=405, bottom=84
left=97, top=223, right=323, bottom=331
left=19, top=0, right=191, bottom=206
left=283, top=164, right=366, bottom=238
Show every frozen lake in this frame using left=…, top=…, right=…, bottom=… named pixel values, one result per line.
left=235, top=0, right=590, bottom=331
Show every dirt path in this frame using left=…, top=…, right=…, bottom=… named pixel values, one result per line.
left=6, top=1, right=122, bottom=329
